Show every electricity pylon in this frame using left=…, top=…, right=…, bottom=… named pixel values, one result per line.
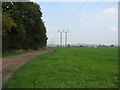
left=58, top=30, right=63, bottom=47
left=64, top=30, right=69, bottom=47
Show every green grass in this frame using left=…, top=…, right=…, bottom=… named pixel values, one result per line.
left=2, top=49, right=33, bottom=58
left=4, top=47, right=118, bottom=88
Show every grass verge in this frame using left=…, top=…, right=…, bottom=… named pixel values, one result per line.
left=3, top=49, right=34, bottom=58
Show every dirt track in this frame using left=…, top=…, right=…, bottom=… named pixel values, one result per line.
left=2, top=48, right=53, bottom=87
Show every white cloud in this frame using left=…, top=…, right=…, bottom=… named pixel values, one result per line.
left=30, top=0, right=36, bottom=2
left=102, top=8, right=118, bottom=15
left=96, top=7, right=118, bottom=20
left=109, top=27, right=118, bottom=32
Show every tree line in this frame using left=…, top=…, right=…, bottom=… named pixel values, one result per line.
left=2, top=2, right=47, bottom=52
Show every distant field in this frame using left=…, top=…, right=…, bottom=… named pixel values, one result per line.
left=4, top=47, right=118, bottom=88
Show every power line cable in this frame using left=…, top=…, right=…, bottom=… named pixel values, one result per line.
left=78, top=2, right=117, bottom=25
left=69, top=2, right=117, bottom=29
left=61, top=0, right=88, bottom=29
left=68, top=2, right=100, bottom=28
left=85, top=2, right=100, bottom=14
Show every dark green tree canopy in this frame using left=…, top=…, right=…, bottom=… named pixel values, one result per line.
left=2, top=2, right=47, bottom=51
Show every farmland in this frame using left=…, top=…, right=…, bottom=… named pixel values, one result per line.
left=4, top=47, right=118, bottom=88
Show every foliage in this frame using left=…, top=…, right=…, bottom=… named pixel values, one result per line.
left=2, top=2, right=47, bottom=51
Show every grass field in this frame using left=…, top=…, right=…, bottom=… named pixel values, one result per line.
left=4, top=47, right=118, bottom=88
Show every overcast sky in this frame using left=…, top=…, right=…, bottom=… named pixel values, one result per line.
left=30, top=0, right=118, bottom=45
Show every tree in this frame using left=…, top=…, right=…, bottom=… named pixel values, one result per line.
left=2, top=2, right=47, bottom=51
